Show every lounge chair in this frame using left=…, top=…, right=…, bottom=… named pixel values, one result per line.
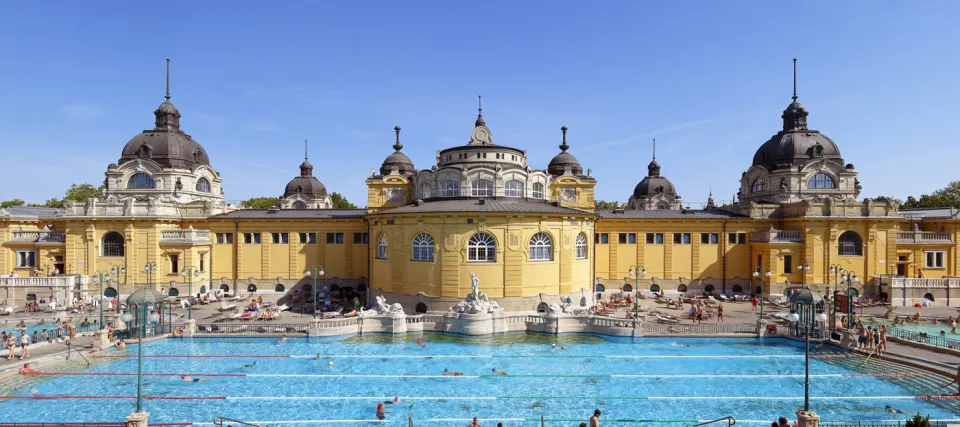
left=218, top=301, right=237, bottom=312
left=321, top=307, right=343, bottom=319
left=275, top=304, right=289, bottom=312
left=226, top=311, right=243, bottom=321
left=240, top=312, right=254, bottom=321
left=655, top=314, right=680, bottom=324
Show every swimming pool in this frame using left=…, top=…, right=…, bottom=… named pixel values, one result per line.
left=1, top=335, right=958, bottom=425
left=864, top=318, right=960, bottom=336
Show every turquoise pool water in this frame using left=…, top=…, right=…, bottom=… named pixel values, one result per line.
left=864, top=318, right=960, bottom=337
left=1, top=335, right=959, bottom=426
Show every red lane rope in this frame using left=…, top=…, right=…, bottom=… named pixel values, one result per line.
left=92, top=355, right=290, bottom=359
left=26, top=372, right=245, bottom=377
left=810, top=354, right=855, bottom=359
left=0, top=395, right=225, bottom=400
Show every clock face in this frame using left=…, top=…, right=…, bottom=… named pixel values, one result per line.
left=561, top=188, right=577, bottom=202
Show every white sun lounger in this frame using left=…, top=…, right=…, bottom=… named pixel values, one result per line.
left=218, top=301, right=237, bottom=312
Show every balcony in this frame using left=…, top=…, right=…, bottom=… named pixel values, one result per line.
left=896, top=231, right=953, bottom=245
left=5, top=229, right=66, bottom=245
left=0, top=276, right=74, bottom=288
left=750, top=228, right=802, bottom=244
left=159, top=226, right=212, bottom=245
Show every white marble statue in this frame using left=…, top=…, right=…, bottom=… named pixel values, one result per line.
left=449, top=273, right=504, bottom=314
left=360, top=295, right=405, bottom=317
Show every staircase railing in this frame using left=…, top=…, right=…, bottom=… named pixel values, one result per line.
left=214, top=416, right=261, bottom=427
left=690, top=416, right=736, bottom=427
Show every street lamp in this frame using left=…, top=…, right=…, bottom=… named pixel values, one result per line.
left=143, top=262, right=158, bottom=289
left=304, top=265, right=325, bottom=319
left=627, top=265, right=646, bottom=329
left=752, top=266, right=771, bottom=318
left=784, top=287, right=829, bottom=412
left=828, top=265, right=844, bottom=331
left=179, top=266, right=201, bottom=320
left=120, top=288, right=163, bottom=414
left=93, top=269, right=114, bottom=330
left=798, top=262, right=811, bottom=287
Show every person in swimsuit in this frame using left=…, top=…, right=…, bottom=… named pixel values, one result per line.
left=443, top=368, right=463, bottom=376
left=469, top=417, right=481, bottom=427
left=717, top=304, right=724, bottom=324
left=19, top=363, right=36, bottom=375
left=241, top=361, right=259, bottom=368
left=376, top=403, right=386, bottom=420
left=383, top=396, right=399, bottom=404
left=884, top=405, right=904, bottom=417
left=278, top=335, right=287, bottom=344
left=180, top=375, right=207, bottom=383
left=491, top=368, right=507, bottom=376
left=417, top=339, right=425, bottom=348
left=590, top=409, right=601, bottom=427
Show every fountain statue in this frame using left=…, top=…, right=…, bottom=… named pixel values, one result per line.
left=449, top=273, right=504, bottom=314
left=359, top=295, right=405, bottom=317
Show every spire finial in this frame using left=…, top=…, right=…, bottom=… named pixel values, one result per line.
left=709, top=186, right=713, bottom=198
left=559, top=126, right=569, bottom=151
left=474, top=96, right=486, bottom=127
left=165, top=57, right=171, bottom=101
left=652, top=138, right=656, bottom=160
left=792, top=57, right=798, bottom=101
left=393, top=125, right=403, bottom=151
left=304, top=139, right=308, bottom=161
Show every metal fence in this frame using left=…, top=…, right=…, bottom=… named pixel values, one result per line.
left=194, top=323, right=309, bottom=334
left=888, top=326, right=960, bottom=350
left=642, top=322, right=756, bottom=335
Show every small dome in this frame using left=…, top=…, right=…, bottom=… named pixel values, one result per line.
left=633, top=175, right=677, bottom=200
left=548, top=127, right=583, bottom=176
left=283, top=175, right=327, bottom=199
left=380, top=126, right=415, bottom=176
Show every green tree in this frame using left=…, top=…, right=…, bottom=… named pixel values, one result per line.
left=241, top=197, right=280, bottom=209
left=595, top=200, right=621, bottom=210
left=872, top=196, right=901, bottom=205
left=330, top=192, right=358, bottom=209
left=1, top=199, right=25, bottom=208
left=63, top=183, right=102, bottom=203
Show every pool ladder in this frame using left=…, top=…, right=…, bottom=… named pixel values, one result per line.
left=213, top=416, right=261, bottom=427
left=691, top=416, right=736, bottom=427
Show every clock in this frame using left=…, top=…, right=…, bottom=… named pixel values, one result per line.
left=561, top=188, right=577, bottom=202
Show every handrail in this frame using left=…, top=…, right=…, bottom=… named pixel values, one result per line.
left=214, top=416, right=261, bottom=427
left=690, top=416, right=735, bottom=427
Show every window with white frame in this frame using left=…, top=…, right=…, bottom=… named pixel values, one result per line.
left=412, top=232, right=435, bottom=261
left=471, top=179, right=493, bottom=197
left=504, top=180, right=524, bottom=197
left=16, top=250, right=36, bottom=268
left=419, top=183, right=431, bottom=199
left=377, top=233, right=388, bottom=259
left=440, top=180, right=460, bottom=197
left=532, top=182, right=544, bottom=199
left=575, top=233, right=587, bottom=260
left=807, top=173, right=836, bottom=189
left=529, top=232, right=553, bottom=261
left=925, top=251, right=945, bottom=269
left=467, top=232, right=496, bottom=262
left=196, top=177, right=211, bottom=193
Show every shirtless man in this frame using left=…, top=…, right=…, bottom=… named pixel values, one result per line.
left=443, top=368, right=463, bottom=376
left=180, top=375, right=208, bottom=383
left=884, top=405, right=905, bottom=418
left=491, top=368, right=507, bottom=376
left=19, top=363, right=36, bottom=375
left=590, top=409, right=601, bottom=427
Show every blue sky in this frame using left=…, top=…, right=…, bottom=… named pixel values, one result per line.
left=1, top=1, right=958, bottom=207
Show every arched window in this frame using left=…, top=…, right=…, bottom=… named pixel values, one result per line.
left=220, top=284, right=230, bottom=292
left=923, top=293, right=934, bottom=302
left=650, top=284, right=661, bottom=293
left=440, top=180, right=460, bottom=197
left=532, top=182, right=545, bottom=199
left=838, top=231, right=862, bottom=256
left=101, top=232, right=125, bottom=257
left=246, top=284, right=257, bottom=293
left=196, top=177, right=211, bottom=193
left=575, top=233, right=587, bottom=260
left=751, top=178, right=766, bottom=193
left=292, top=201, right=307, bottom=210
left=415, top=302, right=428, bottom=313
left=412, top=232, right=435, bottom=261
left=504, top=180, right=524, bottom=197
left=755, top=286, right=762, bottom=295
left=732, top=284, right=743, bottom=294
left=104, top=287, right=118, bottom=297
left=595, top=283, right=605, bottom=292
left=623, top=284, right=632, bottom=292
left=419, top=183, right=431, bottom=199
left=678, top=284, right=688, bottom=293
left=536, top=302, right=549, bottom=313
left=807, top=173, right=835, bottom=189
left=275, top=284, right=285, bottom=293
left=377, top=233, right=388, bottom=259
left=199, top=285, right=206, bottom=294
left=529, top=232, right=552, bottom=261
left=471, top=179, right=493, bottom=197
left=127, top=173, right=156, bottom=189
left=579, top=297, right=587, bottom=307
left=467, top=232, right=496, bottom=262
left=656, top=202, right=670, bottom=210
left=704, top=284, right=715, bottom=293
left=168, top=288, right=179, bottom=297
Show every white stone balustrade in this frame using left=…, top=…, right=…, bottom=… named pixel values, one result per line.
left=896, top=231, right=953, bottom=244
left=9, top=230, right=66, bottom=244
left=159, top=227, right=211, bottom=244
left=750, top=228, right=802, bottom=243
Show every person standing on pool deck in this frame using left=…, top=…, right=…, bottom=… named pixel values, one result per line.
left=18, top=331, right=30, bottom=359
left=590, top=409, right=601, bottom=427
left=938, top=366, right=960, bottom=395
left=717, top=304, right=724, bottom=324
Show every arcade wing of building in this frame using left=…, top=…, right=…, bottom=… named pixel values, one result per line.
left=2, top=60, right=958, bottom=310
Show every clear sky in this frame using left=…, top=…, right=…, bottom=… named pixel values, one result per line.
left=1, top=1, right=958, bottom=207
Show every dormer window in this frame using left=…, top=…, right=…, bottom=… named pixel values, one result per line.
left=751, top=178, right=766, bottom=193
left=807, top=173, right=835, bottom=189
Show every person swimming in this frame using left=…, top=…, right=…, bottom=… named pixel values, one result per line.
left=884, top=405, right=904, bottom=417
left=19, top=363, right=36, bottom=375
left=443, top=368, right=463, bottom=376
left=376, top=402, right=388, bottom=420
left=417, top=339, right=426, bottom=348
left=180, top=375, right=207, bottom=383
left=383, top=396, right=400, bottom=404
left=491, top=368, right=507, bottom=376
left=278, top=335, right=287, bottom=343
left=241, top=361, right=259, bottom=368
left=327, top=361, right=335, bottom=366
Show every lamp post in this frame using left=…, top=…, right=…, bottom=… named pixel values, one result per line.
left=752, top=266, right=771, bottom=318
left=798, top=262, right=811, bottom=288
left=627, top=265, right=645, bottom=329
left=828, top=265, right=844, bottom=331
left=143, top=262, right=158, bottom=290
left=785, top=287, right=829, bottom=412
left=120, top=288, right=163, bottom=414
left=304, top=265, right=325, bottom=319
left=179, top=266, right=201, bottom=320
left=93, top=269, right=115, bottom=330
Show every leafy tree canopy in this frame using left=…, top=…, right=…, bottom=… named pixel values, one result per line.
left=242, top=197, right=280, bottom=209
left=595, top=200, right=621, bottom=210
left=331, top=192, right=358, bottom=209
left=0, top=199, right=25, bottom=208
left=900, top=181, right=960, bottom=209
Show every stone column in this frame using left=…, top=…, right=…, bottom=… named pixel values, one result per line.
left=125, top=411, right=149, bottom=427
left=756, top=319, right=767, bottom=337
left=94, top=330, right=112, bottom=349
left=391, top=314, right=408, bottom=334
left=309, top=318, right=321, bottom=338
left=184, top=319, right=197, bottom=337
left=796, top=410, right=819, bottom=427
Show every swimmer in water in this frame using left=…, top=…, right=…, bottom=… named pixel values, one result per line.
left=180, top=375, right=208, bottom=383
left=278, top=335, right=287, bottom=343
left=383, top=396, right=400, bottom=404
left=327, top=361, right=335, bottom=366
left=491, top=368, right=507, bottom=376
left=241, top=361, right=259, bottom=368
left=417, top=339, right=426, bottom=348
left=884, top=405, right=904, bottom=417
left=670, top=341, right=690, bottom=347
left=442, top=368, right=463, bottom=376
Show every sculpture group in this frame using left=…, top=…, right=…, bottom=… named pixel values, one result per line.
left=449, top=273, right=504, bottom=314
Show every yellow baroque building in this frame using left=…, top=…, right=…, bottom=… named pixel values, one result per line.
left=2, top=65, right=960, bottom=310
